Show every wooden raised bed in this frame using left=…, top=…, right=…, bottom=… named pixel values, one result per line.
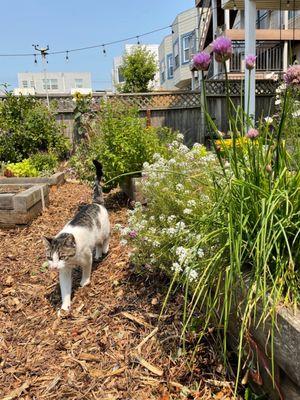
left=0, top=184, right=50, bottom=227
left=0, top=171, right=65, bottom=186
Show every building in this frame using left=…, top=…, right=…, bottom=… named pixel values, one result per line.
left=194, top=0, right=300, bottom=116
left=194, top=0, right=300, bottom=80
left=112, top=44, right=160, bottom=92
left=159, top=7, right=203, bottom=90
left=15, top=72, right=92, bottom=95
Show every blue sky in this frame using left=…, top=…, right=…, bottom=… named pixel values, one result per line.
left=0, top=0, right=194, bottom=90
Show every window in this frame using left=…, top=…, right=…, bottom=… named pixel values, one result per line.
left=30, top=81, right=34, bottom=88
left=181, top=31, right=195, bottom=64
left=160, top=60, right=165, bottom=84
left=43, top=79, right=58, bottom=90
left=167, top=54, right=173, bottom=79
left=173, top=40, right=179, bottom=69
left=75, top=78, right=83, bottom=88
left=22, top=80, right=28, bottom=88
left=118, top=67, right=125, bottom=83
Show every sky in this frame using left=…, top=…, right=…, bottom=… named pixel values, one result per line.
left=0, top=0, right=195, bottom=90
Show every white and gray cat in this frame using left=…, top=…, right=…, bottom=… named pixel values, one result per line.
left=43, top=160, right=110, bottom=311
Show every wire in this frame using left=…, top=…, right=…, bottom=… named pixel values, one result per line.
left=0, top=13, right=201, bottom=58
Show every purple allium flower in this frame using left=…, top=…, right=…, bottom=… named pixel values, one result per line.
left=192, top=52, right=211, bottom=71
left=246, top=128, right=259, bottom=139
left=129, top=230, right=137, bottom=239
left=245, top=55, right=257, bottom=70
left=212, top=36, right=232, bottom=63
left=284, top=65, right=300, bottom=87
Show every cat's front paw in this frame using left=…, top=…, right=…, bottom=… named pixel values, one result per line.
left=57, top=305, right=71, bottom=317
left=80, top=278, right=91, bottom=288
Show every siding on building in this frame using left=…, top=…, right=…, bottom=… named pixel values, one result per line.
left=159, top=7, right=202, bottom=90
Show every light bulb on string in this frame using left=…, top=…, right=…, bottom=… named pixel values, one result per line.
left=102, top=45, right=106, bottom=55
left=136, top=36, right=140, bottom=45
left=34, top=54, right=37, bottom=64
left=65, top=51, right=69, bottom=62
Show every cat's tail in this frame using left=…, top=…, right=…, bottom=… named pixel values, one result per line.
left=92, top=159, right=104, bottom=205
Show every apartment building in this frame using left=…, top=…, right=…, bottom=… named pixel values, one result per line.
left=195, top=0, right=300, bottom=80
left=159, top=7, right=202, bottom=90
left=112, top=44, right=160, bottom=92
left=15, top=72, right=92, bottom=95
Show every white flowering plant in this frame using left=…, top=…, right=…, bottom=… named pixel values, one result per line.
left=115, top=136, right=223, bottom=285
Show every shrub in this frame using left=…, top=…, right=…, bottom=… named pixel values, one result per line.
left=0, top=92, right=70, bottom=162
left=70, top=101, right=178, bottom=190
left=29, top=152, right=58, bottom=174
left=116, top=138, right=221, bottom=280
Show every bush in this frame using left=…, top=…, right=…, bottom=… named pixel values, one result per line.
left=116, top=138, right=221, bottom=280
left=29, top=152, right=58, bottom=174
left=70, top=101, right=178, bottom=190
left=0, top=92, right=70, bottom=162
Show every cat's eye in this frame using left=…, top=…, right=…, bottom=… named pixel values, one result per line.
left=59, top=255, right=69, bottom=260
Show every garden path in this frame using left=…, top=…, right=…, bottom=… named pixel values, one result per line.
left=0, top=183, right=236, bottom=399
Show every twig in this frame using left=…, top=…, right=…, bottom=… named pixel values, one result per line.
left=135, top=327, right=158, bottom=354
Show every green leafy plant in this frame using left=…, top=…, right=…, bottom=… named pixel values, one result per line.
left=70, top=100, right=177, bottom=190
left=0, top=91, right=70, bottom=162
left=29, top=152, right=58, bottom=174
left=118, top=46, right=157, bottom=93
left=5, top=152, right=58, bottom=177
left=5, top=159, right=39, bottom=177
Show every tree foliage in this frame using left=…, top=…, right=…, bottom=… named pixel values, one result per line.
left=119, top=46, right=157, bottom=93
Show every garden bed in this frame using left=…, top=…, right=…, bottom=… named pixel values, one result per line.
left=0, top=171, right=65, bottom=187
left=0, top=183, right=238, bottom=399
left=0, top=183, right=50, bottom=227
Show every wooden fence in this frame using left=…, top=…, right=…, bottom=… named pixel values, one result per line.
left=0, top=79, right=278, bottom=145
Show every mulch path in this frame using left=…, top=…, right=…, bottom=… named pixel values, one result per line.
left=0, top=182, right=238, bottom=400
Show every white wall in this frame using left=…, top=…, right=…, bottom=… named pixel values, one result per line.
left=17, top=72, right=92, bottom=94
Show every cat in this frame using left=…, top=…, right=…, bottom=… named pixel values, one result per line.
left=43, top=160, right=110, bottom=311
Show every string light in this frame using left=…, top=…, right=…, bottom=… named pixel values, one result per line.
left=65, top=51, right=69, bottom=62
left=0, top=12, right=223, bottom=60
left=136, top=36, right=140, bottom=45
left=34, top=54, right=37, bottom=64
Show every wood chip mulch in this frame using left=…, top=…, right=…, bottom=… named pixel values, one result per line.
left=0, top=182, right=238, bottom=400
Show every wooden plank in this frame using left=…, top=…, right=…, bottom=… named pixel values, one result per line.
left=13, top=185, right=49, bottom=212
left=0, top=194, right=14, bottom=210
left=0, top=197, right=48, bottom=227
left=225, top=28, right=300, bottom=41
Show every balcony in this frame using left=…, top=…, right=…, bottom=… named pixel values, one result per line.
left=229, top=41, right=283, bottom=75
left=225, top=28, right=300, bottom=40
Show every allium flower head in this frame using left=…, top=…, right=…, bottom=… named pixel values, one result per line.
left=192, top=52, right=211, bottom=71
left=212, top=36, right=232, bottom=62
left=246, top=128, right=259, bottom=139
left=245, top=54, right=256, bottom=70
left=284, top=65, right=300, bottom=87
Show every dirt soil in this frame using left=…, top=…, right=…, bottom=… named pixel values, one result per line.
left=0, top=182, right=237, bottom=400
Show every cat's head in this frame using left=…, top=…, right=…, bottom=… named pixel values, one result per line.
left=43, top=233, right=76, bottom=270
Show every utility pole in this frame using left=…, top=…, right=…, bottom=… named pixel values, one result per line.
left=33, top=44, right=50, bottom=107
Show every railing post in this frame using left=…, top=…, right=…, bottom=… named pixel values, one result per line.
left=244, top=0, right=256, bottom=122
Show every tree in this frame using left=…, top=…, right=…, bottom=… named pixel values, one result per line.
left=119, top=46, right=157, bottom=93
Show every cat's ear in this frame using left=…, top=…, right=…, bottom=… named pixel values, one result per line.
left=63, top=233, right=76, bottom=248
left=43, top=236, right=53, bottom=248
